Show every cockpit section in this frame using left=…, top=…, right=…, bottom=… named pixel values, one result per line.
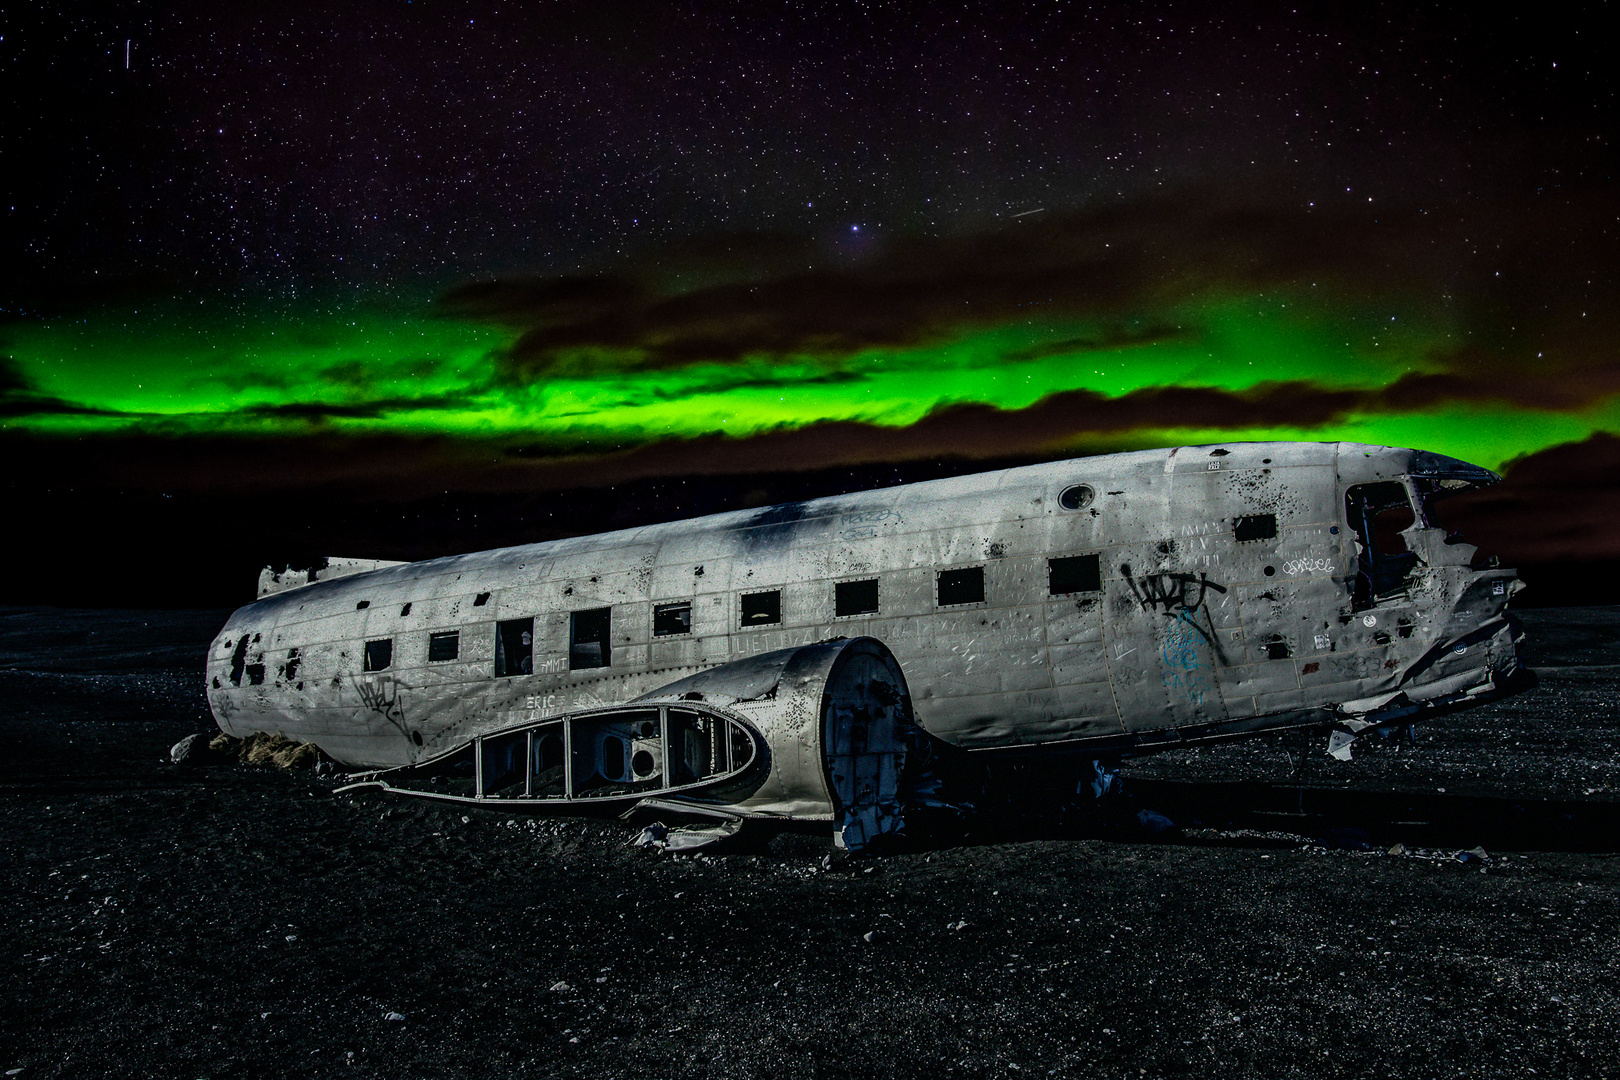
left=1345, top=480, right=1422, bottom=610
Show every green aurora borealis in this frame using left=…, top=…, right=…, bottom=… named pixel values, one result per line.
left=7, top=1, right=1620, bottom=608
left=6, top=278, right=1611, bottom=474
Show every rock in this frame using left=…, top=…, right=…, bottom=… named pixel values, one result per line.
left=383, top=1011, right=406, bottom=1021
left=1136, top=809, right=1178, bottom=837
left=169, top=733, right=217, bottom=766
left=1325, top=827, right=1372, bottom=851
left=549, top=981, right=573, bottom=993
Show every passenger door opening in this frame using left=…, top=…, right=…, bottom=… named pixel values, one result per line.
left=495, top=617, right=533, bottom=676
left=570, top=607, right=611, bottom=669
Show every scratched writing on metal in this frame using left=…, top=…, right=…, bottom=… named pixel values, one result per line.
left=1282, top=557, right=1336, bottom=576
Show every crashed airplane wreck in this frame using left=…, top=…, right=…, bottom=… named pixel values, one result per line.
left=207, top=442, right=1533, bottom=850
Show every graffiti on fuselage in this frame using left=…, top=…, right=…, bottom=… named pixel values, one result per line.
left=1161, top=609, right=1218, bottom=708
left=1119, top=563, right=1229, bottom=707
left=1121, top=565, right=1228, bottom=615
left=353, top=675, right=410, bottom=738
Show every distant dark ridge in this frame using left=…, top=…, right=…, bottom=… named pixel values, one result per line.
left=1512, top=561, right=1620, bottom=608
left=0, top=454, right=1047, bottom=609
left=4, top=449, right=1613, bottom=610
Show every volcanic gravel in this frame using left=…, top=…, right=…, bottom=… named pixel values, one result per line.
left=2, top=604, right=1618, bottom=1079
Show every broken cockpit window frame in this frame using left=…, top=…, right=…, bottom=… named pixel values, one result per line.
left=495, top=617, right=534, bottom=676
left=1345, top=481, right=1421, bottom=610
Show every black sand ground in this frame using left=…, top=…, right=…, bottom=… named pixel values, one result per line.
left=2, top=605, right=1618, bottom=1079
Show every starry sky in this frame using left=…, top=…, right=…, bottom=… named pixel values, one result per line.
left=3, top=1, right=1618, bottom=603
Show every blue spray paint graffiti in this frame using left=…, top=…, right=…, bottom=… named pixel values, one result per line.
left=1161, top=609, right=1218, bottom=708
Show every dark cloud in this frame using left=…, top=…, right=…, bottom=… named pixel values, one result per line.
left=318, top=356, right=447, bottom=390
left=0, top=355, right=139, bottom=419
left=439, top=188, right=1620, bottom=423
left=1434, top=434, right=1620, bottom=565
left=237, top=392, right=478, bottom=423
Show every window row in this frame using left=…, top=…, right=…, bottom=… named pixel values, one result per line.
left=360, top=554, right=1104, bottom=675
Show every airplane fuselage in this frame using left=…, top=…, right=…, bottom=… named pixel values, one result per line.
left=207, top=441, right=1529, bottom=770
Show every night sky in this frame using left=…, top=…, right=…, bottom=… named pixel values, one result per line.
left=4, top=2, right=1618, bottom=605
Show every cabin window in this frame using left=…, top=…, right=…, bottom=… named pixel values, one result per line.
left=1058, top=484, right=1095, bottom=511
left=399, top=602, right=412, bottom=617
left=363, top=638, right=393, bottom=672
left=937, top=566, right=985, bottom=606
left=473, top=592, right=490, bottom=607
left=1345, top=482, right=1420, bottom=609
left=653, top=601, right=692, bottom=637
left=495, top=617, right=534, bottom=676
left=355, top=600, right=370, bottom=610
left=835, top=578, right=880, bottom=617
left=428, top=630, right=460, bottom=662
left=1233, top=514, right=1278, bottom=542
left=1048, top=553, right=1101, bottom=595
left=570, top=607, right=611, bottom=669
left=740, top=590, right=781, bottom=627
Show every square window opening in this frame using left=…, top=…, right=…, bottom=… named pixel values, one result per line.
left=1234, top=514, right=1278, bottom=542
left=495, top=617, right=534, bottom=677
left=835, top=578, right=880, bottom=617
left=363, top=638, right=393, bottom=672
left=1048, top=553, right=1101, bottom=595
left=428, top=630, right=460, bottom=662
left=570, top=607, right=611, bottom=669
left=653, top=601, right=693, bottom=637
left=937, top=565, right=985, bottom=607
left=740, top=590, right=781, bottom=627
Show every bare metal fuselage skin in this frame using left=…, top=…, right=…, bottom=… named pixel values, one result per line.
left=207, top=442, right=1529, bottom=778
